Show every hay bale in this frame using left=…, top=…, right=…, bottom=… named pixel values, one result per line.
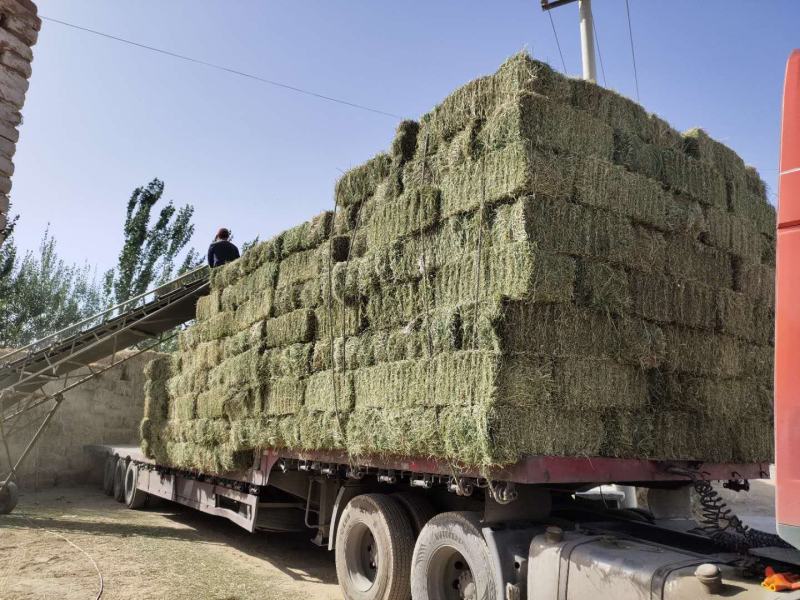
left=614, top=130, right=727, bottom=208
left=664, top=234, right=732, bottom=288
left=335, top=154, right=391, bottom=208
left=572, top=157, right=672, bottom=231
left=576, top=260, right=630, bottom=313
left=281, top=211, right=333, bottom=254
left=703, top=208, right=763, bottom=260
left=735, top=263, right=775, bottom=305
left=478, top=92, right=615, bottom=161
left=276, top=247, right=322, bottom=288
left=365, top=186, right=441, bottom=247
left=629, top=271, right=716, bottom=329
left=263, top=377, right=305, bottom=416
left=264, top=309, right=315, bottom=348
left=683, top=128, right=745, bottom=180
left=662, top=326, right=741, bottom=378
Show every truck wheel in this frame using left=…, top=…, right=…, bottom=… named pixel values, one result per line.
left=0, top=481, right=19, bottom=515
left=124, top=462, right=149, bottom=509
left=391, top=492, right=435, bottom=537
left=113, top=458, right=127, bottom=502
left=411, top=511, right=498, bottom=600
left=335, top=493, right=414, bottom=600
left=103, top=456, right=116, bottom=496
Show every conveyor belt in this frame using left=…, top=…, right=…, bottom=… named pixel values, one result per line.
left=0, top=266, right=211, bottom=501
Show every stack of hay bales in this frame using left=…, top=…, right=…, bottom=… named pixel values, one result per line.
left=141, top=53, right=775, bottom=473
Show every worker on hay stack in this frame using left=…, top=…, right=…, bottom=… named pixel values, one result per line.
left=207, top=227, right=240, bottom=268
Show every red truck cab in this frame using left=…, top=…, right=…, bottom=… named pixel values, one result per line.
left=776, top=49, right=800, bottom=548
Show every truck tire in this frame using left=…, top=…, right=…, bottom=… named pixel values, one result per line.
left=390, top=492, right=435, bottom=537
left=0, top=481, right=19, bottom=515
left=103, top=456, right=116, bottom=496
left=113, top=458, right=127, bottom=502
left=124, top=461, right=149, bottom=509
left=411, top=511, right=498, bottom=600
left=335, top=493, right=414, bottom=600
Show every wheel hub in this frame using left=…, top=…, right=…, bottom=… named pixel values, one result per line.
left=457, top=569, right=476, bottom=600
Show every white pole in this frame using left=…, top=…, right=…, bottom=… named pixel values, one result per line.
left=578, top=0, right=597, bottom=82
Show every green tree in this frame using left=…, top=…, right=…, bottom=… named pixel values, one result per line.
left=0, top=229, right=103, bottom=347
left=104, top=178, right=197, bottom=305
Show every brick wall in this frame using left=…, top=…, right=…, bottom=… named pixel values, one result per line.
left=0, top=0, right=39, bottom=242
left=5, top=351, right=161, bottom=490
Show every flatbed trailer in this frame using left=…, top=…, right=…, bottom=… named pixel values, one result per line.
left=86, top=443, right=796, bottom=600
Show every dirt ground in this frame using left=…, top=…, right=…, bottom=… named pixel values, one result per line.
left=0, top=486, right=342, bottom=600
left=0, top=479, right=778, bottom=600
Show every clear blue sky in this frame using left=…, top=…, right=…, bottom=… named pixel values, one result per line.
left=10, top=0, right=799, bottom=272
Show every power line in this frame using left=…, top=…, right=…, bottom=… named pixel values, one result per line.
left=547, top=10, right=568, bottom=73
left=623, top=0, right=640, bottom=101
left=591, top=14, right=607, bottom=86
left=40, top=15, right=403, bottom=120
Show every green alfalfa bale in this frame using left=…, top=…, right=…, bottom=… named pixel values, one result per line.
left=570, top=78, right=682, bottom=149
left=735, top=263, right=775, bottom=305
left=315, top=302, right=365, bottom=340
left=345, top=406, right=442, bottom=459
left=194, top=312, right=239, bottom=345
left=598, top=409, right=655, bottom=459
left=144, top=354, right=173, bottom=382
left=210, top=258, right=246, bottom=289
left=572, top=157, right=672, bottom=232
left=491, top=196, right=642, bottom=270
left=143, top=379, right=170, bottom=422
left=682, top=128, right=746, bottom=181
left=167, top=367, right=208, bottom=399
left=221, top=320, right=266, bottom=359
left=716, top=289, right=772, bottom=345
left=729, top=170, right=776, bottom=236
left=664, top=234, right=733, bottom=289
left=366, top=186, right=441, bottom=248
left=296, top=408, right=349, bottom=450
left=434, top=242, right=575, bottom=306
left=613, top=131, right=727, bottom=209
left=576, top=260, right=631, bottom=314
left=241, top=235, right=283, bottom=275
left=264, top=308, right=315, bottom=348
left=170, top=393, right=197, bottom=421
left=365, top=280, right=432, bottom=330
left=262, top=377, right=305, bottom=416
left=335, top=153, right=392, bottom=208
left=703, top=208, right=763, bottom=261
left=263, top=343, right=313, bottom=379
left=352, top=351, right=498, bottom=410
left=660, top=375, right=772, bottom=422
left=662, top=325, right=741, bottom=378
left=304, top=370, right=355, bottom=412
left=234, top=294, right=272, bottom=331
left=478, top=92, right=615, bottom=161
left=500, top=301, right=666, bottom=368
left=207, top=347, right=265, bottom=392
left=439, top=143, right=574, bottom=218
left=352, top=358, right=434, bottom=409
left=273, top=280, right=322, bottom=316
left=276, top=247, right=323, bottom=288
left=552, top=358, right=648, bottom=411
left=281, top=211, right=333, bottom=255
left=195, top=385, right=260, bottom=420
left=628, top=271, right=716, bottom=330
left=417, top=53, right=572, bottom=149
left=195, top=290, right=222, bottom=321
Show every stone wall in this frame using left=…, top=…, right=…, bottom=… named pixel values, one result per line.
left=5, top=351, right=160, bottom=489
left=0, top=0, right=39, bottom=242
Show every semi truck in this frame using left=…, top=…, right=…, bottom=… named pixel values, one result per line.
left=4, top=51, right=800, bottom=600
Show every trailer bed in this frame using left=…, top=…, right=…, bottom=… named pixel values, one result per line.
left=86, top=444, right=768, bottom=486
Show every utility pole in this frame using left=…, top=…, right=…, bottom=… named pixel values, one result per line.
left=541, top=0, right=598, bottom=82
